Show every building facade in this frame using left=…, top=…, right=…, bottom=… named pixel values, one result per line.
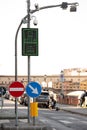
left=0, top=68, right=87, bottom=93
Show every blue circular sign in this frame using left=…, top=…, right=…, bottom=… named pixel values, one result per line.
left=26, top=81, right=42, bottom=98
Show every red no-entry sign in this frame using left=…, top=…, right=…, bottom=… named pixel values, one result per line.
left=9, top=81, right=24, bottom=97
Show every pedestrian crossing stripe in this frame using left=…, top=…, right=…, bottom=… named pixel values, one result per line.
left=59, top=120, right=72, bottom=124
left=0, top=120, right=10, bottom=124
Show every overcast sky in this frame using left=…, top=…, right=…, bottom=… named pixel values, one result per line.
left=0, top=0, right=87, bottom=76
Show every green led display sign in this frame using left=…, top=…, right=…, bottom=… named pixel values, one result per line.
left=22, top=28, right=38, bottom=56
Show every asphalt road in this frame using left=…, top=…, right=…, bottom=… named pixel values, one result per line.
left=38, top=108, right=87, bottom=130
left=1, top=99, right=87, bottom=130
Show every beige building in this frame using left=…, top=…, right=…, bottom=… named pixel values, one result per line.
left=0, top=68, right=87, bottom=92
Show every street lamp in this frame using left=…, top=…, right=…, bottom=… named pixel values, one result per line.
left=22, top=2, right=79, bottom=23
left=77, top=69, right=81, bottom=90
left=44, top=74, right=47, bottom=82
left=15, top=0, right=79, bottom=123
left=15, top=1, right=79, bottom=81
left=60, top=70, right=64, bottom=94
left=60, top=70, right=64, bottom=105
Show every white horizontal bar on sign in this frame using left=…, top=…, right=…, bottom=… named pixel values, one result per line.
left=10, top=88, right=24, bottom=91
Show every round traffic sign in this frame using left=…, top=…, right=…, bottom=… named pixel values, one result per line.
left=9, top=81, right=24, bottom=97
left=26, top=81, right=42, bottom=98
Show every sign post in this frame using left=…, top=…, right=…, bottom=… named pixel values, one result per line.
left=9, top=81, right=24, bottom=126
left=26, top=81, right=42, bottom=125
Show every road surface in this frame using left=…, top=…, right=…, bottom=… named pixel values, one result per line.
left=0, top=99, right=87, bottom=130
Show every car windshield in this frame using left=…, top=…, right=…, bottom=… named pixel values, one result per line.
left=41, top=92, right=49, bottom=96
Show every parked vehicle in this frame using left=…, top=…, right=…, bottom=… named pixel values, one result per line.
left=19, top=92, right=33, bottom=105
left=24, top=96, right=33, bottom=106
left=4, top=91, right=10, bottom=99
left=19, top=92, right=27, bottom=105
left=10, top=95, right=15, bottom=101
left=36, top=90, right=50, bottom=108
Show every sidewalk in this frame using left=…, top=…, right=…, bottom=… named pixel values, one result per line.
left=0, top=99, right=52, bottom=130
left=56, top=103, right=87, bottom=116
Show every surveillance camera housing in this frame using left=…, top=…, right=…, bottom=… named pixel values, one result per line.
left=35, top=3, right=39, bottom=10
left=33, top=19, right=38, bottom=26
left=70, top=6, right=77, bottom=12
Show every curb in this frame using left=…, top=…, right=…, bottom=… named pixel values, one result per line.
left=60, top=108, right=87, bottom=117
left=0, top=116, right=27, bottom=120
left=1, top=123, right=53, bottom=130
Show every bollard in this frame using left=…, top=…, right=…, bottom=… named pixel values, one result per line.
left=30, top=102, right=38, bottom=125
left=30, top=102, right=38, bottom=117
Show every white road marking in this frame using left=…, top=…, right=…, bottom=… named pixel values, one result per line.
left=39, top=119, right=49, bottom=123
left=52, top=128, right=57, bottom=130
left=2, top=106, right=27, bottom=109
left=40, top=112, right=55, bottom=115
left=19, top=119, right=27, bottom=123
left=80, top=121, right=87, bottom=124
left=59, top=120, right=72, bottom=124
left=0, top=120, right=10, bottom=124
left=51, top=117, right=59, bottom=119
left=67, top=117, right=79, bottom=120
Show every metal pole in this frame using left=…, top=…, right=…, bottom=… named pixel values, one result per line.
left=33, top=98, right=36, bottom=125
left=15, top=98, right=18, bottom=126
left=15, top=20, right=23, bottom=126
left=27, top=0, right=30, bottom=123
left=15, top=14, right=18, bottom=121
left=15, top=27, right=18, bottom=126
